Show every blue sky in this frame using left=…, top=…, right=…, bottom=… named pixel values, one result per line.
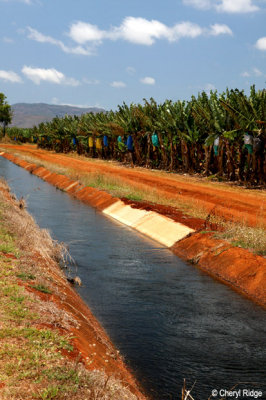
left=0, top=0, right=265, bottom=110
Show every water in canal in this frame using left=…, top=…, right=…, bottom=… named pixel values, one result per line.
left=1, top=157, right=265, bottom=399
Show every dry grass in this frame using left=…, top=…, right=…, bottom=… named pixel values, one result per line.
left=0, top=179, right=140, bottom=400
left=0, top=136, right=13, bottom=145
left=0, top=150, right=265, bottom=255
left=216, top=221, right=266, bottom=256
left=2, top=144, right=265, bottom=198
left=0, top=182, right=63, bottom=263
left=53, top=148, right=266, bottom=198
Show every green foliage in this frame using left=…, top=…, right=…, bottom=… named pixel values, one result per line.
left=30, top=284, right=52, bottom=294
left=17, top=272, right=36, bottom=281
left=125, top=194, right=143, bottom=201
left=0, top=93, right=12, bottom=136
left=11, top=86, right=265, bottom=185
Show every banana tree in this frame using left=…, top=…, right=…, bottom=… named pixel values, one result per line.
left=219, top=87, right=265, bottom=183
left=143, top=98, right=169, bottom=168
left=115, top=102, right=148, bottom=165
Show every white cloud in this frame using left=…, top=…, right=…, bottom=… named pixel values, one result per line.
left=182, top=0, right=212, bottom=10
left=126, top=66, right=136, bottom=75
left=209, top=24, right=233, bottom=36
left=216, top=0, right=259, bottom=13
left=0, top=70, right=22, bottom=83
left=64, top=77, right=80, bottom=86
left=68, top=17, right=170, bottom=45
left=3, top=37, right=14, bottom=43
left=112, top=17, right=169, bottom=45
left=68, top=17, right=232, bottom=47
left=255, top=37, right=266, bottom=51
left=83, top=78, right=100, bottom=85
left=241, top=67, right=264, bottom=78
left=27, top=27, right=94, bottom=55
left=51, top=97, right=101, bottom=108
left=1, top=0, right=35, bottom=4
left=22, top=66, right=79, bottom=86
left=140, top=77, right=155, bottom=85
left=110, top=81, right=126, bottom=88
left=204, top=83, right=216, bottom=92
left=24, top=18, right=233, bottom=58
left=253, top=67, right=263, bottom=77
left=68, top=21, right=105, bottom=44
left=168, top=21, right=204, bottom=41
left=183, top=0, right=259, bottom=13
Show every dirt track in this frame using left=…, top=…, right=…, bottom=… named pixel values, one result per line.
left=1, top=147, right=266, bottom=308
left=1, top=144, right=265, bottom=227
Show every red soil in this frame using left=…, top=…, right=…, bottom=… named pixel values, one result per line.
left=172, top=233, right=266, bottom=307
left=0, top=251, right=17, bottom=259
left=22, top=275, right=146, bottom=396
left=1, top=174, right=146, bottom=399
left=1, top=144, right=265, bottom=227
left=1, top=149, right=265, bottom=310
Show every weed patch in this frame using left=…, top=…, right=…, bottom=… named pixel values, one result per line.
left=17, top=272, right=36, bottom=281
left=31, top=284, right=52, bottom=294
left=215, top=221, right=266, bottom=256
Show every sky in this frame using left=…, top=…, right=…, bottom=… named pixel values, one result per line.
left=0, top=0, right=265, bottom=110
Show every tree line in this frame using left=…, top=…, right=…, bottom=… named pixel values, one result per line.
left=2, top=86, right=266, bottom=186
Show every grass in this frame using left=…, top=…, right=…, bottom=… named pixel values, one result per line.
left=78, top=172, right=266, bottom=254
left=0, top=179, right=139, bottom=400
left=4, top=142, right=266, bottom=197
left=1, top=148, right=265, bottom=256
left=17, top=272, right=36, bottom=281
left=215, top=221, right=266, bottom=256
left=30, top=284, right=53, bottom=294
left=77, top=171, right=151, bottom=200
left=0, top=229, right=20, bottom=257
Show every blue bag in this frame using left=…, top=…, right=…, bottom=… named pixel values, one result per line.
left=103, top=135, right=108, bottom=147
left=151, top=132, right=159, bottom=147
left=127, top=135, right=134, bottom=151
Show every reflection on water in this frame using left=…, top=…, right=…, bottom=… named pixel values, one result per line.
left=1, top=157, right=265, bottom=399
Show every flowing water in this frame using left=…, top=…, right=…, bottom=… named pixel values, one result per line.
left=1, top=157, right=265, bottom=399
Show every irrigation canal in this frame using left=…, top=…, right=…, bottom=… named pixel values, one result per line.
left=1, top=157, right=265, bottom=400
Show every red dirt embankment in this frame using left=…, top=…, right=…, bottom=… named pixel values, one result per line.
left=25, top=268, right=145, bottom=398
left=1, top=143, right=265, bottom=227
left=172, top=234, right=266, bottom=307
left=1, top=148, right=266, bottom=309
left=0, top=182, right=146, bottom=399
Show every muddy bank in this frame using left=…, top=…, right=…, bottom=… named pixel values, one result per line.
left=172, top=233, right=266, bottom=308
left=1, top=150, right=266, bottom=308
left=0, top=178, right=146, bottom=399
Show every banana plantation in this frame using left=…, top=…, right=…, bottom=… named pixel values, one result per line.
left=5, top=86, right=266, bottom=186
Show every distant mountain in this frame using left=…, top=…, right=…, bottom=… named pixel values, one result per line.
left=10, top=103, right=105, bottom=128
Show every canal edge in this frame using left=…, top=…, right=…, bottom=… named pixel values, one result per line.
left=0, top=175, right=148, bottom=400
left=1, top=150, right=265, bottom=309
